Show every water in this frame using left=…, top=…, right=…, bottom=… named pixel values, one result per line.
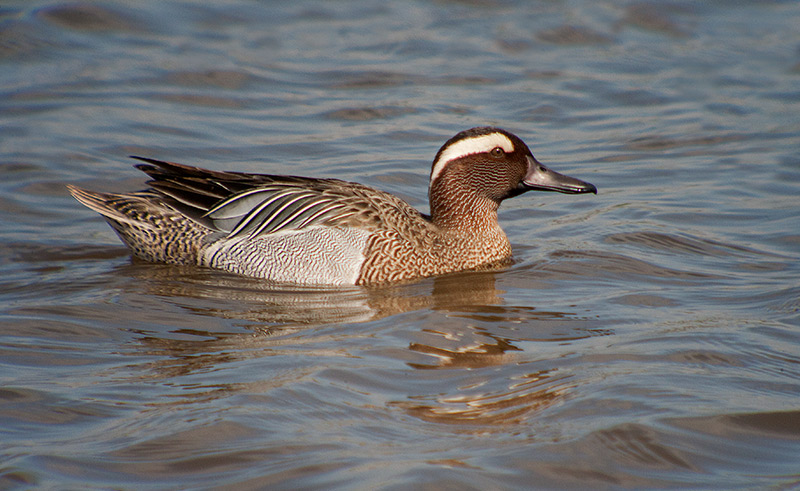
left=1, top=0, right=799, bottom=488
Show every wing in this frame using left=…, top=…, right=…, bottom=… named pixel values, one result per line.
left=131, top=156, right=428, bottom=239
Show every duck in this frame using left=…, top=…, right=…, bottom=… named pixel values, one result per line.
left=68, top=126, right=596, bottom=286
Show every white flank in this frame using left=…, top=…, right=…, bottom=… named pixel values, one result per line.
left=429, top=132, right=515, bottom=187
left=202, top=227, right=370, bottom=285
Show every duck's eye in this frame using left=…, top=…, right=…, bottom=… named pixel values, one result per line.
left=490, top=147, right=505, bottom=157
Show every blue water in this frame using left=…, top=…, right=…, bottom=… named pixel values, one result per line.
left=1, top=1, right=799, bottom=488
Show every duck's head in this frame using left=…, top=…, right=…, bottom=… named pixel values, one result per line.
left=428, top=127, right=596, bottom=224
left=428, top=126, right=597, bottom=227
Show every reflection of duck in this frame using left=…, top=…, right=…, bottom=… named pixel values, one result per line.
left=399, top=324, right=583, bottom=426
left=108, top=265, right=512, bottom=388
left=69, top=127, right=595, bottom=286
left=111, top=262, right=595, bottom=422
left=395, top=367, right=565, bottom=426
left=117, top=262, right=506, bottom=328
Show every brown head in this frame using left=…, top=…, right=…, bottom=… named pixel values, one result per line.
left=428, top=127, right=597, bottom=230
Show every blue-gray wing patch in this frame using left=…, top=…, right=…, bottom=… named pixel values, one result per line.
left=205, top=186, right=355, bottom=238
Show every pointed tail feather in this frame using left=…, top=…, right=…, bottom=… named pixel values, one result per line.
left=67, top=184, right=207, bottom=264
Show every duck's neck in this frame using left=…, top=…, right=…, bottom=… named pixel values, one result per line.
left=429, top=180, right=503, bottom=236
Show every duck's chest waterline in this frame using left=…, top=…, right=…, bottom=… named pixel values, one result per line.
left=195, top=223, right=513, bottom=286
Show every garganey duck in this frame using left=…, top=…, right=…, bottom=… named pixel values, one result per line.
left=68, top=127, right=596, bottom=285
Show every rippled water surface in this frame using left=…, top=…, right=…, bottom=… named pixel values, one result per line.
left=2, top=0, right=799, bottom=488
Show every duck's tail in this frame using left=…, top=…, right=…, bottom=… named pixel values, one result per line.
left=67, top=185, right=207, bottom=264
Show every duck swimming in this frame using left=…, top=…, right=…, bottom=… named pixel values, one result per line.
left=68, top=127, right=596, bottom=285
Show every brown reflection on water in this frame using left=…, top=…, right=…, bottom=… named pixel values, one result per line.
left=105, top=264, right=509, bottom=385
left=406, top=305, right=593, bottom=371
left=394, top=369, right=567, bottom=426
left=397, top=306, right=587, bottom=426
left=408, top=335, right=521, bottom=370
left=107, top=261, right=588, bottom=425
left=120, top=261, right=506, bottom=329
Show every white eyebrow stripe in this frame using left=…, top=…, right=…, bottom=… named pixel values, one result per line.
left=429, top=132, right=515, bottom=187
